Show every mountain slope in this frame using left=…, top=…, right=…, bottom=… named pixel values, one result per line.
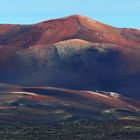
left=0, top=15, right=140, bottom=49
left=0, top=15, right=139, bottom=99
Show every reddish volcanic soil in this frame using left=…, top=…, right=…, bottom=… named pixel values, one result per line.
left=0, top=15, right=139, bottom=64
left=0, top=15, right=140, bottom=49
left=35, top=15, right=140, bottom=46
left=0, top=15, right=140, bottom=63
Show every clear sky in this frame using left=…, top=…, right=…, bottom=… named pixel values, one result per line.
left=0, top=0, right=139, bottom=29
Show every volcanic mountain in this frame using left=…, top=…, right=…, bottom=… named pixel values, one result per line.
left=0, top=15, right=140, bottom=99
left=0, top=15, right=140, bottom=140
left=0, top=15, right=140, bottom=47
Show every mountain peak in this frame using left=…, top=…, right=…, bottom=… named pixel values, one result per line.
left=37, top=15, right=140, bottom=46
left=66, top=14, right=93, bottom=20
left=67, top=14, right=86, bottom=18
left=39, top=14, right=89, bottom=24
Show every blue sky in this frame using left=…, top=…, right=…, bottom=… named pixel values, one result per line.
left=0, top=0, right=139, bottom=29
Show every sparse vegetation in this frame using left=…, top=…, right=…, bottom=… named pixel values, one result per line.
left=0, top=120, right=140, bottom=140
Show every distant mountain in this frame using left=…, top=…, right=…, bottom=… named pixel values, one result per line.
left=0, top=15, right=140, bottom=99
